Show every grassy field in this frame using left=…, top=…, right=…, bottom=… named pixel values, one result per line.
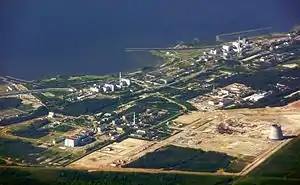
left=53, top=125, right=75, bottom=133
left=249, top=137, right=300, bottom=178
left=234, top=177, right=300, bottom=185
left=68, top=75, right=112, bottom=81
left=11, top=119, right=51, bottom=139
left=0, top=168, right=234, bottom=185
left=231, top=136, right=300, bottom=185
left=137, top=96, right=182, bottom=111
left=0, top=85, right=7, bottom=93
left=61, top=98, right=117, bottom=116
left=0, top=97, right=21, bottom=110
left=125, top=145, right=235, bottom=172
left=0, top=137, right=46, bottom=164
left=0, top=108, right=25, bottom=117
left=176, top=49, right=205, bottom=60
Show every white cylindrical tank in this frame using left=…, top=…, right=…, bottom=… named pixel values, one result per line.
left=268, top=124, right=284, bottom=140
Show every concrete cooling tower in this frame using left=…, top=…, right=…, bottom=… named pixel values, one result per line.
left=268, top=124, right=284, bottom=140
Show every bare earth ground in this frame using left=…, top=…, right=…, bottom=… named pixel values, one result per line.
left=171, top=107, right=300, bottom=157
left=69, top=101, right=300, bottom=175
left=69, top=138, right=154, bottom=169
left=173, top=111, right=206, bottom=125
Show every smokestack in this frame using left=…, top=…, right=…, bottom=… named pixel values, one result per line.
left=268, top=124, right=284, bottom=140
left=133, top=112, right=136, bottom=125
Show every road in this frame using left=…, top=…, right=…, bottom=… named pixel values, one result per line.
left=155, top=94, right=187, bottom=111
left=0, top=164, right=237, bottom=176
left=0, top=76, right=33, bottom=84
left=0, top=88, right=72, bottom=97
left=125, top=46, right=217, bottom=52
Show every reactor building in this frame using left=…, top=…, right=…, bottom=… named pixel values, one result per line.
left=268, top=124, right=284, bottom=140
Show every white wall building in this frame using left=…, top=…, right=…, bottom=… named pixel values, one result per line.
left=210, top=49, right=217, bottom=55
left=103, top=84, right=114, bottom=92
left=48, top=112, right=55, bottom=118
left=243, top=92, right=268, bottom=102
left=64, top=138, right=80, bottom=147
left=222, top=45, right=231, bottom=52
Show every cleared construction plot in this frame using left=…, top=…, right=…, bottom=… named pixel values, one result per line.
left=173, top=111, right=205, bottom=125
left=171, top=106, right=300, bottom=157
left=124, top=102, right=300, bottom=174
left=69, top=138, right=154, bottom=169
left=165, top=103, right=300, bottom=174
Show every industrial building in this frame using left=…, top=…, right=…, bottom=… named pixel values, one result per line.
left=64, top=137, right=80, bottom=147
left=48, top=112, right=55, bottom=118
left=64, top=130, right=94, bottom=147
left=103, top=84, right=114, bottom=92
left=119, top=72, right=131, bottom=87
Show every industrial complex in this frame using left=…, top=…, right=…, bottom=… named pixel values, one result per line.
left=0, top=27, right=299, bottom=178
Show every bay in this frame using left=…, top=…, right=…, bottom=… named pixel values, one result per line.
left=0, top=0, right=299, bottom=80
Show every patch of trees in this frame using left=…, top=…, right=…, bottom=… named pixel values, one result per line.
left=0, top=106, right=48, bottom=126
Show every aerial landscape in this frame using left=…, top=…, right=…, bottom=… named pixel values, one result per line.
left=1, top=1, right=300, bottom=185
left=1, top=24, right=300, bottom=184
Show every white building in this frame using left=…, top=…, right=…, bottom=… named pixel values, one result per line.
left=64, top=138, right=80, bottom=147
left=136, top=130, right=146, bottom=136
left=7, top=86, right=13, bottom=91
left=120, top=79, right=131, bottom=86
left=232, top=42, right=242, bottom=53
left=103, top=84, right=114, bottom=92
left=243, top=92, right=268, bottom=102
left=209, top=49, right=217, bottom=55
left=48, top=112, right=55, bottom=118
left=222, top=45, right=231, bottom=52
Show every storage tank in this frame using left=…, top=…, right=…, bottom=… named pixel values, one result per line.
left=268, top=124, right=284, bottom=140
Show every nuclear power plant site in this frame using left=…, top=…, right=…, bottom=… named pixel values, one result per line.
left=68, top=101, right=300, bottom=175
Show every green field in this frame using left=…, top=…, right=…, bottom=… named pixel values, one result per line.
left=0, top=138, right=46, bottom=164
left=61, top=98, right=117, bottom=116
left=137, top=96, right=182, bottom=111
left=0, top=85, right=7, bottom=93
left=53, top=125, right=75, bottom=133
left=125, top=145, right=236, bottom=172
left=234, top=177, right=300, bottom=185
left=0, top=168, right=234, bottom=185
left=0, top=97, right=21, bottom=110
left=11, top=119, right=51, bottom=139
left=0, top=108, right=25, bottom=117
left=231, top=136, right=300, bottom=185
left=249, top=137, right=300, bottom=178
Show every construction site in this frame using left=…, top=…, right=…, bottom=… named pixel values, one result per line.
left=68, top=101, right=300, bottom=175
left=69, top=138, right=155, bottom=169
left=171, top=108, right=300, bottom=157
